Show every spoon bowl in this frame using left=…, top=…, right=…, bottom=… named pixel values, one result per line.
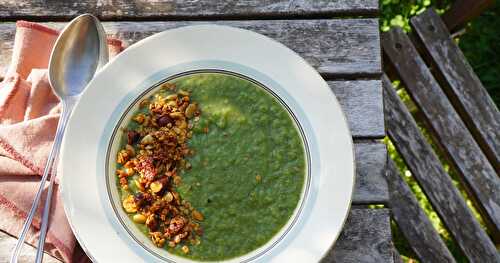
left=49, top=14, right=108, bottom=98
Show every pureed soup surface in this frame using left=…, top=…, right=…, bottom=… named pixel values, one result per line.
left=116, top=72, right=306, bottom=261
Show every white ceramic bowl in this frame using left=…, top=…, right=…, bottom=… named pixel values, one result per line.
left=59, top=25, right=355, bottom=263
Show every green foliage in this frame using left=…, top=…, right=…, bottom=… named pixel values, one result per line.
left=458, top=2, right=500, bottom=106
left=381, top=0, right=451, bottom=32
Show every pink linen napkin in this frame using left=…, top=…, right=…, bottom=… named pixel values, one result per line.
left=0, top=21, right=124, bottom=262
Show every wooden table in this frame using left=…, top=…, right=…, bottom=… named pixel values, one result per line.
left=0, top=1, right=391, bottom=262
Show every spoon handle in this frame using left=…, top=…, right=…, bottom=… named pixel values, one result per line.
left=10, top=101, right=74, bottom=263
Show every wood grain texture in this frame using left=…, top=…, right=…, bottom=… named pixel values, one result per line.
left=0, top=209, right=390, bottom=262
left=322, top=208, right=392, bottom=263
left=383, top=75, right=500, bottom=262
left=0, top=23, right=384, bottom=138
left=0, top=231, right=60, bottom=263
left=352, top=142, right=388, bottom=204
left=411, top=9, right=500, bottom=170
left=330, top=80, right=385, bottom=139
left=386, top=158, right=455, bottom=263
left=0, top=19, right=381, bottom=79
left=0, top=0, right=379, bottom=20
left=382, top=28, right=500, bottom=238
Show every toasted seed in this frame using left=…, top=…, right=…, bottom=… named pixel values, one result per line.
left=169, top=112, right=184, bottom=119
left=165, top=94, right=178, bottom=101
left=141, top=134, right=154, bottom=144
left=133, top=214, right=147, bottom=224
left=133, top=114, right=145, bottom=124
left=168, top=241, right=176, bottom=247
left=174, top=234, right=181, bottom=244
left=178, top=120, right=187, bottom=129
left=178, top=90, right=190, bottom=96
left=122, top=195, right=137, bottom=213
left=164, top=192, right=174, bottom=203
left=185, top=103, right=197, bottom=118
left=150, top=181, right=163, bottom=193
left=192, top=210, right=204, bottom=221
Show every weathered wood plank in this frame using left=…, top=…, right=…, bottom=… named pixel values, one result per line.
left=0, top=20, right=381, bottom=79
left=383, top=75, right=499, bottom=262
left=386, top=158, right=455, bottom=263
left=322, top=208, right=392, bottom=263
left=382, top=28, right=500, bottom=239
left=0, top=231, right=60, bottom=263
left=0, top=0, right=379, bottom=20
left=352, top=142, right=388, bottom=204
left=0, top=209, right=390, bottom=262
left=442, top=0, right=494, bottom=32
left=330, top=80, right=384, bottom=139
left=411, top=9, right=500, bottom=170
left=0, top=22, right=384, bottom=138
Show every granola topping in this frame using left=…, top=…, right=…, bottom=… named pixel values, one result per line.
left=116, top=85, right=203, bottom=253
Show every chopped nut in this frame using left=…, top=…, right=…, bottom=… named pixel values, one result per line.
left=165, top=94, right=178, bottom=101
left=141, top=134, right=154, bottom=144
left=169, top=112, right=184, bottom=119
left=181, top=245, right=189, bottom=254
left=146, top=214, right=158, bottom=231
left=178, top=90, right=189, bottom=96
left=125, top=144, right=135, bottom=157
left=150, top=232, right=165, bottom=247
left=192, top=210, right=204, bottom=221
left=117, top=149, right=129, bottom=164
left=133, top=114, right=145, bottom=124
left=185, top=103, right=197, bottom=118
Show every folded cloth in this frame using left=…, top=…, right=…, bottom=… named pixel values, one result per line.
left=0, top=21, right=124, bottom=262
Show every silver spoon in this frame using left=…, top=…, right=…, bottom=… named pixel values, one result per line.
left=9, top=14, right=108, bottom=263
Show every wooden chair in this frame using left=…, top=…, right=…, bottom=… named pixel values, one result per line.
left=382, top=2, right=500, bottom=262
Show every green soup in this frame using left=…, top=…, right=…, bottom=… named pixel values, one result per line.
left=118, top=72, right=306, bottom=261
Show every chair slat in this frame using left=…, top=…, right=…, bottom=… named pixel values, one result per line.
left=411, top=9, right=500, bottom=170
left=382, top=27, right=500, bottom=239
left=383, top=75, right=499, bottom=262
left=386, top=157, right=455, bottom=263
